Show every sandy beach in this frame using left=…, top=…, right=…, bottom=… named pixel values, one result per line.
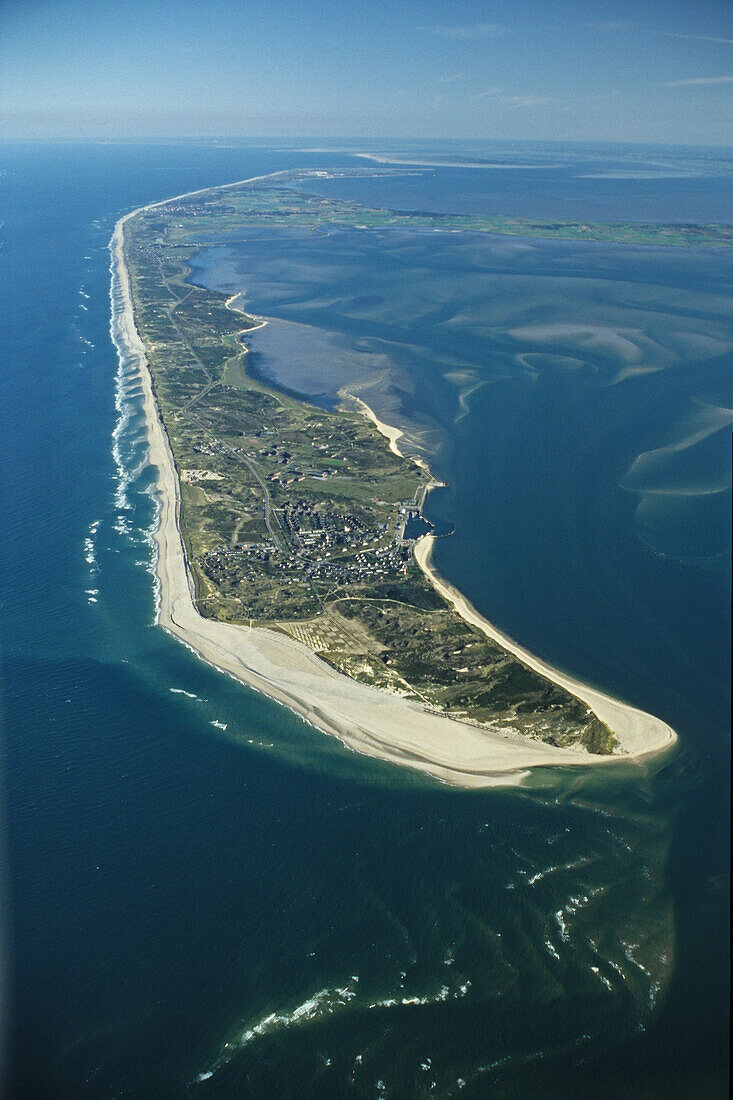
left=413, top=539, right=676, bottom=761
left=111, top=189, right=677, bottom=788
left=344, top=392, right=406, bottom=457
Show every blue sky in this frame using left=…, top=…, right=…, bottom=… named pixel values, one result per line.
left=2, top=0, right=732, bottom=144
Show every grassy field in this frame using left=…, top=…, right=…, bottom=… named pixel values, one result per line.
left=161, top=177, right=733, bottom=248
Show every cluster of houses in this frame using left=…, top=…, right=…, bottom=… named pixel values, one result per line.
left=160, top=199, right=236, bottom=219
left=198, top=495, right=422, bottom=595
left=282, top=502, right=380, bottom=551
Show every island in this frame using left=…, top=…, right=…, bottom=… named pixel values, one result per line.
left=111, top=170, right=678, bottom=786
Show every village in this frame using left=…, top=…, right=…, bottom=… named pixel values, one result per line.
left=199, top=499, right=429, bottom=595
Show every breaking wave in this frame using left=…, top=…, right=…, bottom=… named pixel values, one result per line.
left=108, top=227, right=162, bottom=621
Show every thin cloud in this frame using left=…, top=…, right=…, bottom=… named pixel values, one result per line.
left=588, top=20, right=635, bottom=33
left=468, top=90, right=552, bottom=109
left=437, top=72, right=468, bottom=85
left=665, top=75, right=733, bottom=86
left=664, top=33, right=733, bottom=45
left=471, top=87, right=504, bottom=100
left=589, top=25, right=733, bottom=46
left=503, top=95, right=553, bottom=109
left=422, top=23, right=507, bottom=41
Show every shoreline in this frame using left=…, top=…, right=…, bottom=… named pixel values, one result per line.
left=413, top=538, right=676, bottom=762
left=342, top=391, right=445, bottom=509
left=110, top=180, right=677, bottom=788
left=343, top=393, right=676, bottom=765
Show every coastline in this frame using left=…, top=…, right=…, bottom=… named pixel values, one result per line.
left=413, top=538, right=676, bottom=761
left=110, top=185, right=677, bottom=788
left=343, top=392, right=406, bottom=458
left=342, top=391, right=445, bottom=507
left=345, top=394, right=676, bottom=765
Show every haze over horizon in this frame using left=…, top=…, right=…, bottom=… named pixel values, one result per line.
left=2, top=0, right=732, bottom=146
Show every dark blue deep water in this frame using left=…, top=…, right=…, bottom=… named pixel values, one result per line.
left=1, top=141, right=730, bottom=1098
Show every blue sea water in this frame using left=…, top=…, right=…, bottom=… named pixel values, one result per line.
left=0, top=141, right=730, bottom=1097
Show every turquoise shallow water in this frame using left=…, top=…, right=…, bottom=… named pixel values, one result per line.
left=1, top=141, right=729, bottom=1097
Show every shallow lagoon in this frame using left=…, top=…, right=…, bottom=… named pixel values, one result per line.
left=190, top=223, right=732, bottom=577
left=299, top=147, right=733, bottom=222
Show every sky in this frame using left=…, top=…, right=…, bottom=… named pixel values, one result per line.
left=1, top=0, right=732, bottom=144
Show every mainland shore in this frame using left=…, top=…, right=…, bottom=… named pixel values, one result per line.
left=111, top=186, right=677, bottom=788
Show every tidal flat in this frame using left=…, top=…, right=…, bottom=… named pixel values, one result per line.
left=188, top=201, right=731, bottom=578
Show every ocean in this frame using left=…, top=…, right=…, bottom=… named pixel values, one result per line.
left=0, top=140, right=729, bottom=1097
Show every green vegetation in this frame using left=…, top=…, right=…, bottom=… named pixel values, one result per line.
left=124, top=180, right=623, bottom=753
left=160, top=174, right=733, bottom=248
